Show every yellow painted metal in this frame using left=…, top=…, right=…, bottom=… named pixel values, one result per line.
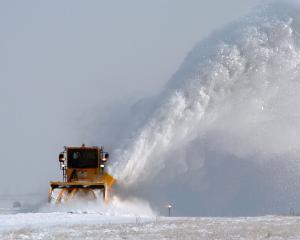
left=99, top=172, right=116, bottom=188
left=49, top=145, right=116, bottom=204
left=50, top=172, right=116, bottom=189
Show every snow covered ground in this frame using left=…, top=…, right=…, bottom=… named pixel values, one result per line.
left=1, top=214, right=300, bottom=240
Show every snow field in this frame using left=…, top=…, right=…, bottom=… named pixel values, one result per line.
left=1, top=215, right=300, bottom=240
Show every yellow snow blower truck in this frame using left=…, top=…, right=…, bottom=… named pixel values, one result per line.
left=49, top=144, right=116, bottom=204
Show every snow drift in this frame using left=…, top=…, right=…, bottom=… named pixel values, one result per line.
left=109, top=0, right=300, bottom=216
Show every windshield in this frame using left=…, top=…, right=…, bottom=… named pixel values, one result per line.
left=67, top=149, right=98, bottom=168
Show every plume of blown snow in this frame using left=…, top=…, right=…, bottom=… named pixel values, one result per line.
left=109, top=0, right=300, bottom=216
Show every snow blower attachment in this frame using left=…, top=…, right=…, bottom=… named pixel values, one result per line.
left=49, top=145, right=116, bottom=204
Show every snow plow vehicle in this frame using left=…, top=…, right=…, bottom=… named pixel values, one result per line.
left=49, top=145, right=116, bottom=204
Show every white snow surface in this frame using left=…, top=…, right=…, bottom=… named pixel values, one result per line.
left=1, top=214, right=300, bottom=239
left=0, top=212, right=150, bottom=232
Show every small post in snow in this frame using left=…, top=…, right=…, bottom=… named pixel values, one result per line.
left=167, top=204, right=172, bottom=217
